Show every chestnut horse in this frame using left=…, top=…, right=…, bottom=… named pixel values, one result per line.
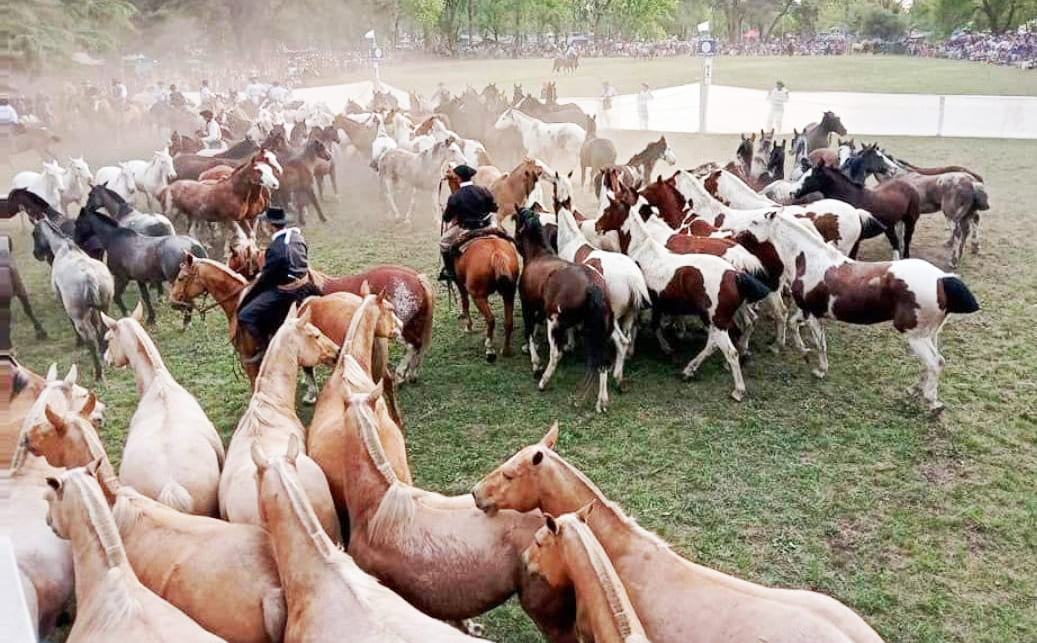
left=451, top=233, right=521, bottom=362
left=473, top=425, right=887, bottom=643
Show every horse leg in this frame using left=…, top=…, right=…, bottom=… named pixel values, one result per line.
left=884, top=222, right=903, bottom=261
left=906, top=334, right=945, bottom=415
left=457, top=282, right=473, bottom=333
left=330, top=161, right=340, bottom=199
left=901, top=216, right=916, bottom=259
left=473, top=295, right=497, bottom=363
left=623, top=310, right=638, bottom=357
left=502, top=289, right=515, bottom=358
left=787, top=306, right=809, bottom=356
left=611, top=321, right=630, bottom=388
left=804, top=317, right=829, bottom=378
left=651, top=308, right=673, bottom=354
left=114, top=275, right=130, bottom=316
left=537, top=315, right=562, bottom=391
left=523, top=304, right=542, bottom=373
left=681, top=329, right=718, bottom=380
left=302, top=366, right=318, bottom=405
left=949, top=215, right=973, bottom=270
left=382, top=178, right=403, bottom=220
left=970, top=214, right=981, bottom=254
left=12, top=269, right=47, bottom=339
left=138, top=282, right=157, bottom=325
left=404, top=186, right=416, bottom=224
left=307, top=187, right=327, bottom=222
left=763, top=291, right=787, bottom=352
left=714, top=328, right=747, bottom=402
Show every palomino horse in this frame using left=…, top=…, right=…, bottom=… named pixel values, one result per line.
left=378, top=140, right=468, bottom=224
left=20, top=403, right=287, bottom=643
left=251, top=437, right=487, bottom=642
left=494, top=108, right=585, bottom=169
left=596, top=187, right=771, bottom=401
left=217, top=303, right=342, bottom=540
left=802, top=110, right=848, bottom=152
left=331, top=356, right=569, bottom=637
left=43, top=465, right=228, bottom=643
left=794, top=162, right=920, bottom=259
left=31, top=220, right=114, bottom=381
left=524, top=510, right=650, bottom=643
left=489, top=158, right=546, bottom=224
left=451, top=228, right=521, bottom=362
left=725, top=210, right=980, bottom=414
left=473, top=425, right=887, bottom=643
left=102, top=304, right=225, bottom=515
left=515, top=208, right=614, bottom=412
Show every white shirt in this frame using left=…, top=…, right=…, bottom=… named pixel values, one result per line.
left=767, top=87, right=790, bottom=109
left=200, top=86, right=214, bottom=101
left=0, top=104, right=19, bottom=125
left=268, top=85, right=290, bottom=102
left=246, top=82, right=268, bottom=101
left=112, top=83, right=127, bottom=100
left=272, top=226, right=301, bottom=244
left=202, top=119, right=222, bottom=143
left=459, top=181, right=473, bottom=187
left=638, top=89, right=653, bottom=110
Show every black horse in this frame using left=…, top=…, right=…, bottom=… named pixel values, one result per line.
left=7, top=189, right=105, bottom=261
left=73, top=207, right=207, bottom=324
left=84, top=184, right=175, bottom=237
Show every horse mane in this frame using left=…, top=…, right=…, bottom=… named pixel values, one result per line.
left=562, top=515, right=640, bottom=639
left=773, top=211, right=845, bottom=261
left=270, top=458, right=340, bottom=558
left=125, top=319, right=168, bottom=376
left=66, top=469, right=130, bottom=569
left=342, top=294, right=376, bottom=358
left=10, top=187, right=54, bottom=213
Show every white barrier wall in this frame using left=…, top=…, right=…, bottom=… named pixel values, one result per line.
left=569, top=84, right=1037, bottom=139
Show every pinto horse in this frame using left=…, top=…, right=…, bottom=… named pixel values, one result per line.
left=593, top=136, right=677, bottom=198
left=795, top=161, right=919, bottom=259
left=515, top=207, right=613, bottom=413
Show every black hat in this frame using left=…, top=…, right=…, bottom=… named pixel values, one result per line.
left=453, top=165, right=477, bottom=181
left=258, top=206, right=294, bottom=226
left=199, top=109, right=214, bottom=119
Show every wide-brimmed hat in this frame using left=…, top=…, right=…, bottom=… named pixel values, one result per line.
left=258, top=206, right=294, bottom=226
left=199, top=109, right=214, bottom=119
left=776, top=81, right=785, bottom=88
left=453, top=165, right=477, bottom=181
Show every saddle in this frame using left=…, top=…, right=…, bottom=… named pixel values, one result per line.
left=451, top=228, right=515, bottom=257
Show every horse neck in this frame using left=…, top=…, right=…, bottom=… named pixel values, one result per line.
left=675, top=172, right=729, bottom=221
left=556, top=207, right=583, bottom=249
left=64, top=474, right=135, bottom=605
left=562, top=521, right=644, bottom=642
left=122, top=323, right=167, bottom=396
left=343, top=297, right=380, bottom=375
left=253, top=327, right=304, bottom=411
left=818, top=170, right=864, bottom=204
left=200, top=261, right=247, bottom=319
left=773, top=217, right=845, bottom=271
left=340, top=382, right=401, bottom=525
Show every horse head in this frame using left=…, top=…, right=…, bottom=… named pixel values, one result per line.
left=823, top=111, right=847, bottom=136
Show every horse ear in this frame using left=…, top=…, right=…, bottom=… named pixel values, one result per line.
left=183, top=251, right=194, bottom=266
left=64, top=364, right=78, bottom=385
left=360, top=280, right=372, bottom=296
left=286, top=434, right=301, bottom=465
left=101, top=312, right=117, bottom=330
left=297, top=303, right=312, bottom=324
left=286, top=302, right=299, bottom=319
left=576, top=502, right=595, bottom=522
left=130, top=302, right=144, bottom=322
left=45, top=404, right=67, bottom=435
left=47, top=477, right=61, bottom=493
left=85, top=456, right=104, bottom=479
left=765, top=210, right=777, bottom=221
left=544, top=514, right=559, bottom=534
left=46, top=363, right=58, bottom=382
left=567, top=170, right=573, bottom=179
left=250, top=440, right=268, bottom=469
left=79, top=393, right=97, bottom=419
left=540, top=421, right=559, bottom=449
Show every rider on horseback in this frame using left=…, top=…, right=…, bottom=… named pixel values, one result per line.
left=200, top=109, right=222, bottom=149
left=237, top=207, right=321, bottom=359
left=439, top=165, right=498, bottom=283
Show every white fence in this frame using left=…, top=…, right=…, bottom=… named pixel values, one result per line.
left=568, top=84, right=1037, bottom=139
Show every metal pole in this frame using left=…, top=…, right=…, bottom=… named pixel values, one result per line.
left=373, top=37, right=382, bottom=91
left=699, top=56, right=712, bottom=134
left=937, top=95, right=945, bottom=137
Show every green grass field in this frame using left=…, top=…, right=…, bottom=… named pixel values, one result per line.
left=5, top=55, right=1037, bottom=643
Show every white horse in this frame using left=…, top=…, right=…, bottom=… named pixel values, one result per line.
left=494, top=108, right=584, bottom=168
left=12, top=161, right=66, bottom=210
left=378, top=141, right=467, bottom=223
left=125, top=149, right=178, bottom=209
left=59, top=157, right=94, bottom=213
left=94, top=162, right=139, bottom=201
left=369, top=116, right=398, bottom=168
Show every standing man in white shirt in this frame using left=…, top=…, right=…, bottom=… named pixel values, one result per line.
left=637, top=82, right=653, bottom=130
left=600, top=81, right=618, bottom=128
left=246, top=75, right=268, bottom=105
left=268, top=80, right=290, bottom=105
left=765, top=80, right=789, bottom=132
left=199, top=79, right=214, bottom=109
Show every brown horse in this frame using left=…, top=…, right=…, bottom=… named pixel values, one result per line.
left=272, top=138, right=330, bottom=225
left=473, top=425, right=887, bottom=643
left=491, top=158, right=545, bottom=224
left=453, top=233, right=521, bottom=362
left=2, top=235, right=48, bottom=339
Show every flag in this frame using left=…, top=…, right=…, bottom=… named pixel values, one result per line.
left=697, top=21, right=710, bottom=33
left=364, top=30, right=375, bottom=39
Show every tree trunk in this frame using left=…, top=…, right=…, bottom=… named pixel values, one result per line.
left=765, top=0, right=796, bottom=39
left=468, top=0, right=475, bottom=50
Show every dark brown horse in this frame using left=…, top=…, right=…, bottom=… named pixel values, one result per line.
left=1, top=235, right=48, bottom=340
left=594, top=136, right=677, bottom=197
left=272, top=138, right=330, bottom=225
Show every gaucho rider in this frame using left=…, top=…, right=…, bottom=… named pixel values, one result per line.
left=439, top=164, right=499, bottom=283
left=237, top=207, right=321, bottom=359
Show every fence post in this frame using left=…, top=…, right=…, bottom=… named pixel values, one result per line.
left=699, top=57, right=712, bottom=134
left=937, top=95, right=946, bottom=137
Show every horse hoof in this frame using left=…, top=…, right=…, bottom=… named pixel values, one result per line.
left=730, top=389, right=745, bottom=402
left=812, top=369, right=827, bottom=379
left=681, top=370, right=697, bottom=382
left=616, top=379, right=628, bottom=393
left=485, top=352, right=497, bottom=364
left=302, top=394, right=317, bottom=406
left=739, top=352, right=752, bottom=366
left=35, top=330, right=49, bottom=341
left=768, top=343, right=781, bottom=355
left=928, top=402, right=946, bottom=418
left=502, top=348, right=513, bottom=358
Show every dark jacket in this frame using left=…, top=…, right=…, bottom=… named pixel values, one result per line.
left=240, top=227, right=309, bottom=308
left=443, top=184, right=498, bottom=230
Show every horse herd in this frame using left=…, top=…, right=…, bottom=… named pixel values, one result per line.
left=4, top=79, right=991, bottom=643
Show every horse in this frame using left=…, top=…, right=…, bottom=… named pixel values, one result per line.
left=802, top=111, right=848, bottom=153
left=327, top=355, right=568, bottom=637
left=124, top=149, right=178, bottom=209
left=19, top=403, right=287, bottom=643
left=795, top=162, right=920, bottom=259
left=596, top=186, right=771, bottom=401
left=450, top=227, right=521, bottom=362
left=308, top=125, right=341, bottom=200
left=553, top=52, right=579, bottom=73
left=272, top=138, right=330, bottom=224
left=74, top=207, right=206, bottom=325
left=57, top=157, right=94, bottom=214
left=378, top=140, right=468, bottom=223
left=218, top=303, right=342, bottom=540
left=555, top=196, right=650, bottom=387
left=83, top=183, right=175, bottom=237
left=172, top=133, right=283, bottom=180
left=488, top=157, right=547, bottom=224
left=94, top=163, right=138, bottom=202
left=473, top=425, right=888, bottom=643
left=595, top=136, right=677, bottom=197
left=523, top=510, right=651, bottom=643
left=495, top=108, right=585, bottom=169
left=725, top=210, right=979, bottom=414
left=169, top=130, right=203, bottom=155
left=101, top=305, right=225, bottom=514
left=1, top=236, right=48, bottom=339
left=43, top=465, right=229, bottom=643
left=516, top=95, right=592, bottom=131
left=251, top=436, right=487, bottom=642
left=11, top=160, right=66, bottom=210
left=515, top=207, right=614, bottom=412
left=579, top=115, right=617, bottom=188
left=749, top=129, right=774, bottom=184
left=31, top=220, right=114, bottom=380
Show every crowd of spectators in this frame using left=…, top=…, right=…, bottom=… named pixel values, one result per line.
left=908, top=31, right=1036, bottom=69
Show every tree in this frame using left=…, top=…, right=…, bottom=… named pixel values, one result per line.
left=861, top=6, right=907, bottom=39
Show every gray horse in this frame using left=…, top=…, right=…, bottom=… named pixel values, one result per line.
left=31, top=220, right=114, bottom=381
left=579, top=115, right=616, bottom=188
left=802, top=111, right=847, bottom=153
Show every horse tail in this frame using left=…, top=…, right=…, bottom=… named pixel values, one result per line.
left=938, top=276, right=980, bottom=314
left=582, top=284, right=613, bottom=373
left=491, top=250, right=517, bottom=297
left=735, top=271, right=771, bottom=304
left=973, top=183, right=990, bottom=211
left=726, top=246, right=766, bottom=277
left=624, top=268, right=651, bottom=311
left=858, top=210, right=886, bottom=239
left=157, top=481, right=194, bottom=513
